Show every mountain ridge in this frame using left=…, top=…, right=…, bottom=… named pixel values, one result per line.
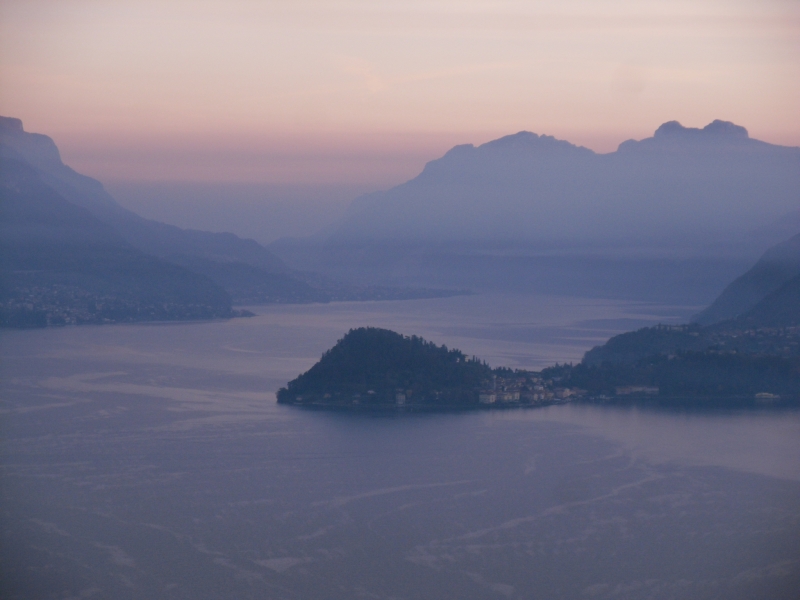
left=0, top=116, right=287, bottom=272
left=582, top=231, right=800, bottom=367
left=1, top=117, right=464, bottom=321
left=326, top=119, right=800, bottom=246
left=0, top=157, right=237, bottom=326
left=692, top=232, right=800, bottom=325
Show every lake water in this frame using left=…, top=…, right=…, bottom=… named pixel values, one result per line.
left=1, top=293, right=799, bottom=599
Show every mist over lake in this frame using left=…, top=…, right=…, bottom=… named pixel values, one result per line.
left=2, top=294, right=798, bottom=599
left=3, top=2, right=800, bottom=595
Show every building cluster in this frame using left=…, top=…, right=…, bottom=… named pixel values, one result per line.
left=0, top=285, right=101, bottom=327
left=615, top=386, right=659, bottom=396
left=0, top=284, right=226, bottom=328
left=478, top=374, right=584, bottom=405
left=695, top=325, right=800, bottom=357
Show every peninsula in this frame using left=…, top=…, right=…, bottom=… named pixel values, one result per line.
left=277, top=324, right=799, bottom=410
left=276, top=327, right=562, bottom=408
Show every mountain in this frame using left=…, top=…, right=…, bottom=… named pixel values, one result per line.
left=581, top=232, right=800, bottom=366
left=0, top=157, right=235, bottom=327
left=736, top=273, right=800, bottom=328
left=277, top=327, right=494, bottom=407
left=692, top=233, right=800, bottom=325
left=1, top=157, right=122, bottom=249
left=0, top=117, right=286, bottom=272
left=0, top=117, right=323, bottom=306
left=269, top=120, right=795, bottom=304
left=0, top=117, right=465, bottom=314
left=167, top=255, right=328, bottom=304
left=327, top=120, right=799, bottom=246
left=560, top=232, right=800, bottom=400
left=579, top=318, right=800, bottom=366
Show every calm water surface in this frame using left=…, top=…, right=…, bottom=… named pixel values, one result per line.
left=1, top=293, right=798, bottom=599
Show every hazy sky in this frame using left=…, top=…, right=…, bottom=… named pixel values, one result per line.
left=2, top=0, right=798, bottom=187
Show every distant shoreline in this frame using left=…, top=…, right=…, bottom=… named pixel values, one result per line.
left=277, top=395, right=798, bottom=414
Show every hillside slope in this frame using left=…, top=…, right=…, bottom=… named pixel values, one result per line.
left=0, top=116, right=287, bottom=272
left=737, top=273, right=800, bottom=328
left=582, top=232, right=800, bottom=367
left=692, top=233, right=800, bottom=325
left=0, top=158, right=235, bottom=327
left=277, top=327, right=493, bottom=406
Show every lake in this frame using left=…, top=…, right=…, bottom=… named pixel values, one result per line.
left=1, top=293, right=798, bottom=599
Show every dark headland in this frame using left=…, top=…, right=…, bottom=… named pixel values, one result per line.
left=277, top=327, right=561, bottom=409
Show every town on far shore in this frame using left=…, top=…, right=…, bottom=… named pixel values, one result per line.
left=353, top=373, right=661, bottom=408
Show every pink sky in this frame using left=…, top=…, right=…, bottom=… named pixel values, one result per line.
left=2, top=0, right=798, bottom=187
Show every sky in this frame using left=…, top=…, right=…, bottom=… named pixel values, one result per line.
left=1, top=0, right=799, bottom=189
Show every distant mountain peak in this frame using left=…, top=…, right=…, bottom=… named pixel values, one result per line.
left=0, top=115, right=65, bottom=171
left=332, top=117, right=798, bottom=246
left=479, top=130, right=592, bottom=155
left=654, top=119, right=749, bottom=139
left=0, top=116, right=24, bottom=133
left=483, top=130, right=540, bottom=146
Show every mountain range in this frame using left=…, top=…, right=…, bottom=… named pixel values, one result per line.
left=3, top=116, right=798, bottom=327
left=0, top=154, right=236, bottom=326
left=271, top=120, right=799, bottom=304
left=1, top=118, right=290, bottom=271
left=1, top=117, right=457, bottom=326
left=328, top=120, right=799, bottom=246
